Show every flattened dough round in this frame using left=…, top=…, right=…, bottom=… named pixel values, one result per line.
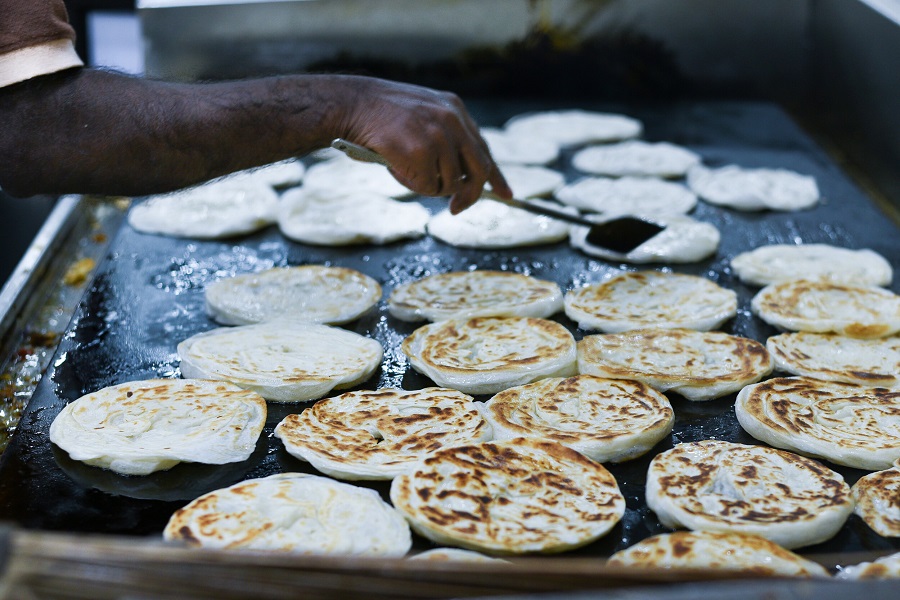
left=555, top=176, right=697, bottom=216
left=480, top=127, right=560, bottom=165
left=302, top=155, right=413, bottom=198
left=128, top=178, right=278, bottom=239
left=687, top=165, right=819, bottom=211
left=766, top=332, right=900, bottom=387
left=731, top=244, right=892, bottom=287
left=273, top=387, right=492, bottom=480
left=646, top=440, right=853, bottom=549
left=390, top=438, right=625, bottom=554
left=427, top=199, right=573, bottom=249
left=164, top=473, right=411, bottom=556
left=483, top=375, right=673, bottom=463
left=563, top=271, right=737, bottom=332
left=49, top=379, right=266, bottom=476
left=206, top=265, right=382, bottom=326
left=278, top=187, right=429, bottom=245
left=852, top=468, right=900, bottom=537
left=751, top=280, right=900, bottom=339
left=608, top=531, right=829, bottom=577
left=177, top=320, right=383, bottom=402
left=388, top=270, right=563, bottom=323
left=570, top=214, right=720, bottom=264
left=736, top=376, right=900, bottom=471
left=402, top=317, right=577, bottom=396
left=577, top=328, right=773, bottom=401
left=503, top=110, right=642, bottom=147
left=572, top=141, right=701, bottom=178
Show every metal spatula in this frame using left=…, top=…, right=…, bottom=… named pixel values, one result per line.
left=330, top=138, right=665, bottom=253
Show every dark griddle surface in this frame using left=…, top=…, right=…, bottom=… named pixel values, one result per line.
left=1, top=100, right=898, bottom=559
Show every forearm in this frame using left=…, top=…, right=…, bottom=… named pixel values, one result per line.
left=0, top=68, right=361, bottom=197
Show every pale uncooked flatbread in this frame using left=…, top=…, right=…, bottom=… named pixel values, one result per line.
left=751, top=280, right=900, bottom=339
left=731, top=244, right=892, bottom=287
left=767, top=332, right=900, bottom=387
left=390, top=438, right=625, bottom=554
left=427, top=199, right=574, bottom=249
left=497, top=164, right=565, bottom=199
left=578, top=328, right=772, bottom=401
left=483, top=375, right=673, bottom=463
left=409, top=548, right=508, bottom=563
left=852, top=468, right=900, bottom=537
left=570, top=214, right=720, bottom=264
left=402, top=317, right=577, bottom=396
left=278, top=187, right=429, bottom=245
left=563, top=271, right=737, bottom=332
left=273, top=387, right=492, bottom=480
left=164, top=473, right=411, bottom=556
left=572, top=141, right=701, bottom=178
left=177, top=320, right=383, bottom=402
left=302, top=154, right=413, bottom=198
left=555, top=176, right=697, bottom=216
left=205, top=266, right=382, bottom=326
left=607, top=531, right=829, bottom=577
left=646, top=440, right=853, bottom=549
left=229, top=159, right=306, bottom=189
left=736, top=376, right=900, bottom=471
left=128, top=178, right=279, bottom=239
left=504, top=110, right=643, bottom=147
left=388, top=270, right=563, bottom=322
left=481, top=127, right=560, bottom=165
left=837, top=552, right=900, bottom=579
left=49, top=379, right=266, bottom=476
left=687, top=165, right=820, bottom=211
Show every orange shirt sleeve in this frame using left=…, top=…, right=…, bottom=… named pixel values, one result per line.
left=0, top=0, right=83, bottom=87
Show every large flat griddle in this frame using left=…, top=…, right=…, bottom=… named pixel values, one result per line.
left=1, top=100, right=898, bottom=563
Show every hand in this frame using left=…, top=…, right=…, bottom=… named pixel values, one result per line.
left=333, top=76, right=512, bottom=213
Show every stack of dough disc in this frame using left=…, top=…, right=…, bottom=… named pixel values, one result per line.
left=278, top=187, right=429, bottom=245
left=480, top=127, right=560, bottom=165
left=229, top=159, right=306, bottom=189
left=503, top=110, right=642, bottom=147
left=570, top=214, right=720, bottom=264
left=851, top=467, right=900, bottom=537
left=766, top=332, right=900, bottom=387
left=751, top=280, right=900, bottom=338
left=427, top=198, right=574, bottom=249
left=163, top=473, right=411, bottom=556
left=646, top=440, right=853, bottom=549
left=273, top=387, right=492, bottom=480
left=563, top=271, right=737, bottom=332
left=837, top=552, right=900, bottom=580
left=390, top=438, right=625, bottom=554
left=388, top=270, right=563, bottom=322
left=607, top=531, right=829, bottom=577
left=177, top=320, right=383, bottom=402
left=128, top=178, right=279, bottom=239
left=577, top=328, right=772, bottom=401
left=205, top=265, right=382, bottom=325
left=49, top=379, right=266, bottom=476
left=555, top=176, right=697, bottom=216
left=731, top=244, right=892, bottom=287
left=401, top=317, right=577, bottom=395
left=482, top=375, right=673, bottom=463
left=687, top=165, right=820, bottom=211
left=572, top=141, right=701, bottom=178
left=736, top=376, right=900, bottom=470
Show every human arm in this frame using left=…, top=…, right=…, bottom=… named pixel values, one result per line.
left=0, top=68, right=511, bottom=213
